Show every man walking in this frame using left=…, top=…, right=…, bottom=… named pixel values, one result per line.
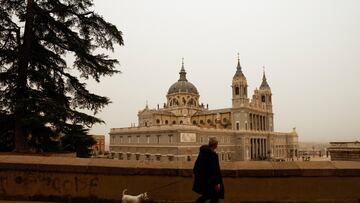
left=192, top=137, right=224, bottom=203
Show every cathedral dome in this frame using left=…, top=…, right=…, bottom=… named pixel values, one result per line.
left=167, top=60, right=199, bottom=95
left=168, top=80, right=198, bottom=95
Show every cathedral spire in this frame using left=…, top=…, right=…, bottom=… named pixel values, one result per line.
left=260, top=66, right=270, bottom=89
left=233, top=53, right=245, bottom=79
left=237, top=53, right=241, bottom=70
left=179, top=57, right=187, bottom=81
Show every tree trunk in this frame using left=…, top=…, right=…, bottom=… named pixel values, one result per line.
left=14, top=0, right=34, bottom=152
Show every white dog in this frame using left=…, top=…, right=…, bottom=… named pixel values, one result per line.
left=121, top=189, right=149, bottom=203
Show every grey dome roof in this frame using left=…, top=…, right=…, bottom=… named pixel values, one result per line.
left=167, top=60, right=199, bottom=95
left=168, top=80, right=199, bottom=95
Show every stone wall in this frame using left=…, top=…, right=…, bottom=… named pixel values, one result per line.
left=0, top=155, right=360, bottom=202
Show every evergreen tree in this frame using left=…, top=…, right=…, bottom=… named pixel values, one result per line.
left=0, top=0, right=123, bottom=153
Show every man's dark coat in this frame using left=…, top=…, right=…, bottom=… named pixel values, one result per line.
left=192, top=145, right=224, bottom=199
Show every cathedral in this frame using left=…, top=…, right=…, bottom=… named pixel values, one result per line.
left=109, top=56, right=298, bottom=161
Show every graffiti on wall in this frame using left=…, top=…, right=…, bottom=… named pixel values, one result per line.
left=0, top=172, right=99, bottom=195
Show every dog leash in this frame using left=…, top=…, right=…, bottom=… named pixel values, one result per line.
left=147, top=178, right=185, bottom=193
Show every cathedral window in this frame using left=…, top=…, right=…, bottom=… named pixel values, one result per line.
left=236, top=122, right=240, bottom=130
left=261, top=95, right=266, bottom=103
left=165, top=120, right=168, bottom=124
left=207, top=119, right=212, bottom=124
left=192, top=120, right=197, bottom=125
left=200, top=120, right=204, bottom=125
left=172, top=120, right=176, bottom=124
left=180, top=120, right=183, bottom=124
left=182, top=97, right=186, bottom=105
left=235, top=86, right=239, bottom=95
left=156, top=119, right=160, bottom=124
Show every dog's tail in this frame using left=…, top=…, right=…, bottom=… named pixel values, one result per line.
left=122, top=189, right=127, bottom=196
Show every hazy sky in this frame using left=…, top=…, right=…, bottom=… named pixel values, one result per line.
left=87, top=0, right=360, bottom=143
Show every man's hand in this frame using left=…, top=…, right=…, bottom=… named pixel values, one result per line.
left=215, top=184, right=220, bottom=192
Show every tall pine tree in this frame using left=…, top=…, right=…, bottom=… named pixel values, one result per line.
left=0, top=0, right=123, bottom=153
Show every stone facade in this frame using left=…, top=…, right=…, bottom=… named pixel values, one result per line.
left=109, top=57, right=298, bottom=161
left=328, top=141, right=360, bottom=161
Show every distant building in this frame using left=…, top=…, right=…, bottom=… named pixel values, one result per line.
left=328, top=141, right=360, bottom=161
left=109, top=57, right=298, bottom=161
left=91, top=135, right=105, bottom=155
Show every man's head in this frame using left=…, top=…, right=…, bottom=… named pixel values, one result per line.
left=208, top=137, right=218, bottom=150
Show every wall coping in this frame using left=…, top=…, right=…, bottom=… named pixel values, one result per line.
left=1, top=155, right=360, bottom=177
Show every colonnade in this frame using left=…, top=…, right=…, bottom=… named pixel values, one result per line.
left=249, top=113, right=267, bottom=131
left=250, top=138, right=267, bottom=160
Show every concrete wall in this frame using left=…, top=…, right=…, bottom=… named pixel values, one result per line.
left=0, top=155, right=360, bottom=202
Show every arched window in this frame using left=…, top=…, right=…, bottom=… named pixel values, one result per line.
left=192, top=120, right=197, bottom=125
left=182, top=97, right=186, bottom=105
left=261, top=95, right=266, bottom=102
left=200, top=120, right=204, bottom=125
left=207, top=119, right=212, bottom=124
left=172, top=120, right=176, bottom=124
left=165, top=120, right=168, bottom=125
left=188, top=98, right=196, bottom=106
left=235, top=86, right=239, bottom=95
left=156, top=119, right=160, bottom=124
left=180, top=120, right=183, bottom=124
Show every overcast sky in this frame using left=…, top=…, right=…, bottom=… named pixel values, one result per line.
left=87, top=0, right=360, bottom=143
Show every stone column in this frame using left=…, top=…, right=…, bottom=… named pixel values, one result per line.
left=253, top=138, right=256, bottom=159
left=263, top=116, right=265, bottom=131
left=252, top=114, right=254, bottom=130
left=250, top=139, right=253, bottom=159
left=262, top=139, right=265, bottom=157
left=265, top=139, right=268, bottom=158
left=263, top=117, right=266, bottom=131
left=252, top=139, right=255, bottom=160
left=255, top=115, right=257, bottom=130
left=256, top=139, right=259, bottom=159
left=255, top=115, right=258, bottom=130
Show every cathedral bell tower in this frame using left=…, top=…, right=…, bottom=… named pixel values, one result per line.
left=232, top=54, right=248, bottom=108
left=258, top=67, right=272, bottom=112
